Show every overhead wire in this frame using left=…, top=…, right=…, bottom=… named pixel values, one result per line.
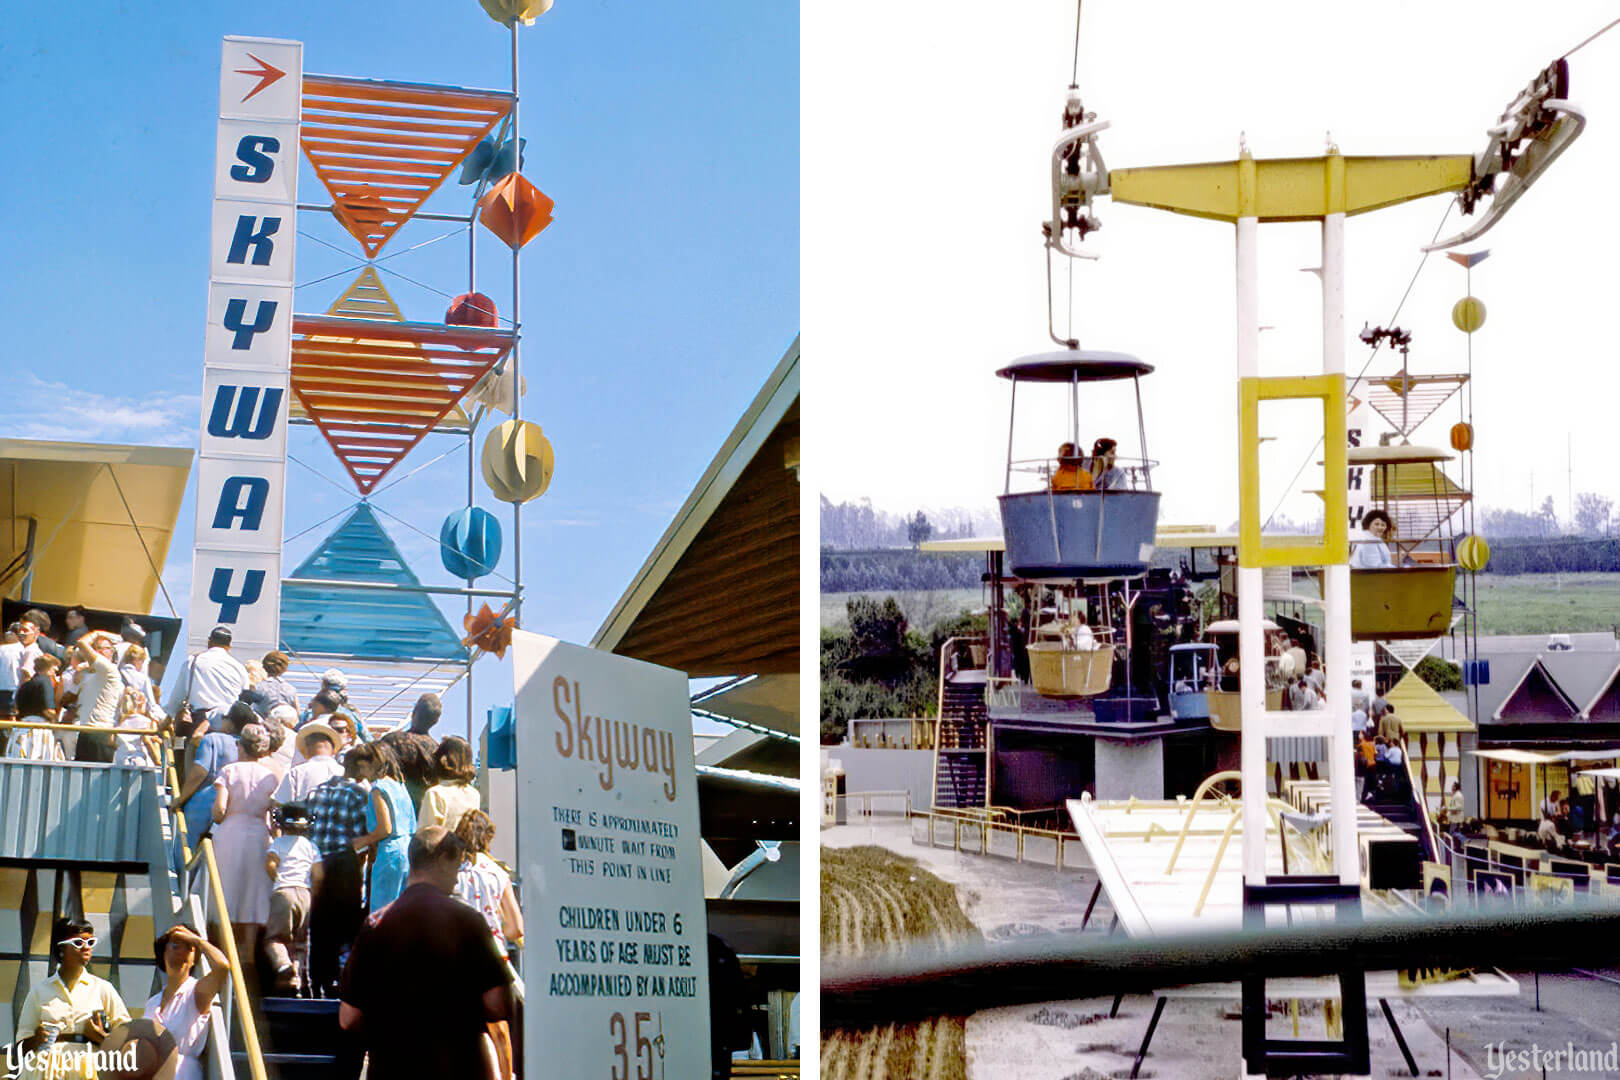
left=1561, top=15, right=1620, bottom=59
left=1260, top=200, right=1454, bottom=530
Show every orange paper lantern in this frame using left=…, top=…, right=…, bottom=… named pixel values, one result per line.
left=1450, top=422, right=1474, bottom=452
left=446, top=292, right=499, bottom=327
left=462, top=602, right=517, bottom=657
left=477, top=173, right=554, bottom=250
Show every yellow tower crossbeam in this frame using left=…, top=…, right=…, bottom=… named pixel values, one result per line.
left=1110, top=150, right=1473, bottom=223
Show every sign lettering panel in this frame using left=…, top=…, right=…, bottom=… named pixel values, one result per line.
left=188, top=36, right=300, bottom=654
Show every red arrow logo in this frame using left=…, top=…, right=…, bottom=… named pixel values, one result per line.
left=235, top=53, right=287, bottom=102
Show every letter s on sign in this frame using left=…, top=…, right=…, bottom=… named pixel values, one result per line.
left=553, top=675, right=574, bottom=758
left=230, top=136, right=281, bottom=183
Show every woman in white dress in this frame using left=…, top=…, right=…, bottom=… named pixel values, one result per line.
left=146, top=923, right=231, bottom=1080
left=211, top=723, right=279, bottom=974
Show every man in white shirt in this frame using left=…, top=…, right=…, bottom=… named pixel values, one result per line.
left=274, top=722, right=345, bottom=806
left=73, top=632, right=125, bottom=762
left=0, top=628, right=24, bottom=717
left=165, top=626, right=249, bottom=736
left=1350, top=678, right=1370, bottom=716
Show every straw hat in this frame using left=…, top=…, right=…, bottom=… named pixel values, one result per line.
left=295, top=721, right=340, bottom=759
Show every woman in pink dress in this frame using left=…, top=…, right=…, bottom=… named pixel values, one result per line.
left=211, top=723, right=278, bottom=972
left=146, top=923, right=231, bottom=1080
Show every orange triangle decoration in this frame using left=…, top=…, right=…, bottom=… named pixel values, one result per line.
left=291, top=315, right=514, bottom=494
left=477, top=173, right=554, bottom=249
left=302, top=74, right=513, bottom=257
left=289, top=269, right=473, bottom=430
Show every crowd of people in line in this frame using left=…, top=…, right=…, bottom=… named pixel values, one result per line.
left=2, top=616, right=525, bottom=1079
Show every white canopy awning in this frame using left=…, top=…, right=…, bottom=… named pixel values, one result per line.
left=1471, top=747, right=1620, bottom=765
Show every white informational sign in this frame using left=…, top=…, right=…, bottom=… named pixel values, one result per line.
left=187, top=36, right=300, bottom=657
left=512, top=632, right=712, bottom=1080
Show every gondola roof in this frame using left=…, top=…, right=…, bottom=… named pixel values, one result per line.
left=996, top=349, right=1153, bottom=383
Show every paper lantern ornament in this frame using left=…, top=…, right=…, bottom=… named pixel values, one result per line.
left=462, top=602, right=517, bottom=657
left=481, top=419, right=554, bottom=503
left=458, top=135, right=526, bottom=187
left=1452, top=296, right=1486, bottom=334
left=477, top=173, right=554, bottom=250
left=1449, top=422, right=1474, bottom=453
left=478, top=0, right=553, bottom=26
left=440, top=507, right=504, bottom=580
left=1457, top=534, right=1491, bottom=573
left=446, top=292, right=499, bottom=328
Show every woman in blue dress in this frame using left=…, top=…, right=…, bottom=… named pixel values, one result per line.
left=347, top=742, right=417, bottom=910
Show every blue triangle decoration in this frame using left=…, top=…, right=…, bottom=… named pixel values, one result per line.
left=281, top=504, right=467, bottom=661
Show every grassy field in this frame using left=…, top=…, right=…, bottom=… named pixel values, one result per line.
left=1471, top=572, right=1620, bottom=635
left=824, top=573, right=1620, bottom=637
left=821, top=847, right=978, bottom=1080
left=821, top=589, right=981, bottom=634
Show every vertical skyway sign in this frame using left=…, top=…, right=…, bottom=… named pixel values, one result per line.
left=187, top=36, right=302, bottom=658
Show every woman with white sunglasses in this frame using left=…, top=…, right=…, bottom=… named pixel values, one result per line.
left=14, top=916, right=131, bottom=1078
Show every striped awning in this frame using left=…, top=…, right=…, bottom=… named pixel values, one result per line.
left=1384, top=672, right=1474, bottom=733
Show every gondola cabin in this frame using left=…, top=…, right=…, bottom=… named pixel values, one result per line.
left=997, top=351, right=1161, bottom=580
left=1347, top=445, right=1464, bottom=641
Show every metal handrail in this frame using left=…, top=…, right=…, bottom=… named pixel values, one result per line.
left=191, top=837, right=269, bottom=1080
left=822, top=905, right=1620, bottom=1030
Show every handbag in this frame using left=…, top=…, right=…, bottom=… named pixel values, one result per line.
left=172, top=654, right=203, bottom=739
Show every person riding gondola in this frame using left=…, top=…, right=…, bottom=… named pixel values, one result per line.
left=1090, top=437, right=1126, bottom=489
left=1049, top=442, right=1094, bottom=492
left=1350, top=509, right=1397, bottom=569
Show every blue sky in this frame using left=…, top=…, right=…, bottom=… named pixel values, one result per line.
left=0, top=2, right=798, bottom=734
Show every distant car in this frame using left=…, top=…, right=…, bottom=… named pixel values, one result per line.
left=1546, top=634, right=1573, bottom=652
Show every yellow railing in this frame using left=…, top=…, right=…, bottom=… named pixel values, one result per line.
left=191, top=841, right=269, bottom=1080
left=0, top=719, right=265, bottom=1079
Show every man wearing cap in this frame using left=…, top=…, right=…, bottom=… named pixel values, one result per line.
left=274, top=721, right=345, bottom=807
left=164, top=626, right=249, bottom=736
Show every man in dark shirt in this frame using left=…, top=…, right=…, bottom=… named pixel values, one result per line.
left=376, top=693, right=442, bottom=808
left=340, top=827, right=511, bottom=1077
left=307, top=760, right=372, bottom=997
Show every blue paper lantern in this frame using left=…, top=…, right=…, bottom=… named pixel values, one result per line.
left=440, top=506, right=503, bottom=580
left=487, top=705, right=516, bottom=771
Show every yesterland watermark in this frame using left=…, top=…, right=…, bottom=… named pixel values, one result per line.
left=1484, top=1040, right=1620, bottom=1078
left=4, top=1039, right=137, bottom=1078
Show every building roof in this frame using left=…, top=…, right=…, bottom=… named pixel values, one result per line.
left=1469, top=644, right=1620, bottom=731
left=1384, top=672, right=1473, bottom=733
left=0, top=439, right=193, bottom=616
left=592, top=338, right=799, bottom=680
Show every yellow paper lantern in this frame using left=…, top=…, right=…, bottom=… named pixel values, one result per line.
left=481, top=419, right=554, bottom=503
left=478, top=0, right=552, bottom=26
left=1452, top=296, right=1486, bottom=334
left=1457, top=534, right=1491, bottom=573
left=1449, top=422, right=1474, bottom=452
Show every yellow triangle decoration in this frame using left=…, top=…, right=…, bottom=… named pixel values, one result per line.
left=290, top=269, right=472, bottom=430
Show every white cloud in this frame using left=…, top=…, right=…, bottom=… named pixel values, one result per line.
left=12, top=374, right=198, bottom=447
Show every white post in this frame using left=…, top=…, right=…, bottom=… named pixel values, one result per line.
left=1322, top=211, right=1358, bottom=884
left=1236, top=214, right=1268, bottom=883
